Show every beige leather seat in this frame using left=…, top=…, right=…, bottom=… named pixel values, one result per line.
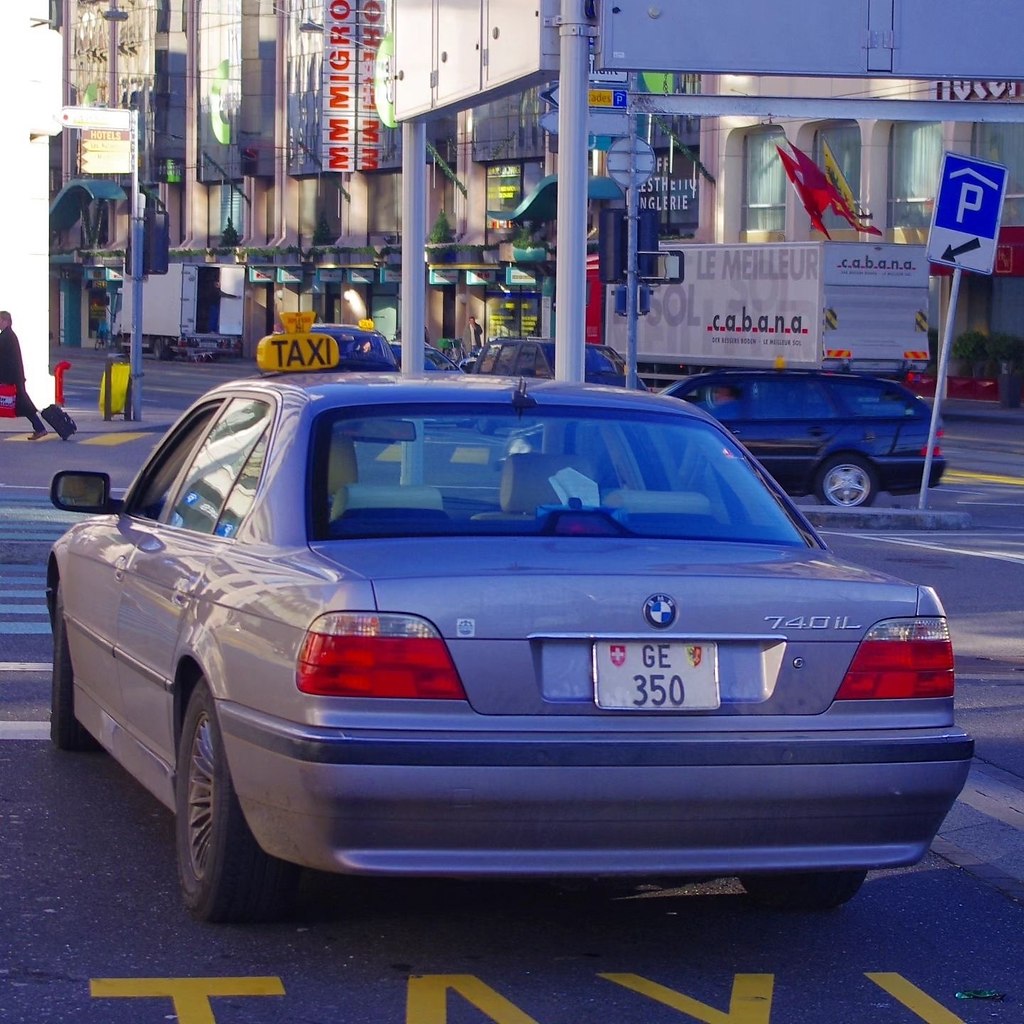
left=327, top=435, right=358, bottom=493
left=472, top=453, right=595, bottom=518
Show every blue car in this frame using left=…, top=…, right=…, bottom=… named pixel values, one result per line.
left=661, top=369, right=945, bottom=507
left=472, top=339, right=645, bottom=388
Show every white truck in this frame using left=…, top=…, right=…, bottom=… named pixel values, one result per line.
left=113, top=263, right=245, bottom=361
left=602, top=242, right=932, bottom=383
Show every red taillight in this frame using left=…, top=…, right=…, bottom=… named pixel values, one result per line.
left=297, top=613, right=466, bottom=699
left=835, top=618, right=954, bottom=700
left=920, top=427, right=943, bottom=458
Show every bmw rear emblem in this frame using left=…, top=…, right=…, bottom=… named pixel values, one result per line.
left=643, top=594, right=677, bottom=629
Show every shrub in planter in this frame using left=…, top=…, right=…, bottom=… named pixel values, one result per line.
left=986, top=332, right=1024, bottom=373
left=951, top=330, right=988, bottom=376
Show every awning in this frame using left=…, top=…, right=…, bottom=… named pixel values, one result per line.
left=50, top=178, right=128, bottom=233
left=487, top=174, right=622, bottom=224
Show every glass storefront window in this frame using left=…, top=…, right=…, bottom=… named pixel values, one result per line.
left=742, top=127, right=786, bottom=235
left=888, top=122, right=942, bottom=229
left=814, top=121, right=867, bottom=233
left=485, top=290, right=541, bottom=338
left=973, top=123, right=1024, bottom=225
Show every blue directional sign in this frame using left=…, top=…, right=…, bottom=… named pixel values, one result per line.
left=927, top=152, right=1008, bottom=275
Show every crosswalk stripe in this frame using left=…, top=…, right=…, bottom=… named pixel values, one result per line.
left=0, top=722, right=49, bottom=740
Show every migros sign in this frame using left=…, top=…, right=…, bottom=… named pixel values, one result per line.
left=323, top=0, right=384, bottom=172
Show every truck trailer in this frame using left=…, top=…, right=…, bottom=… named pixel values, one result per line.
left=113, top=263, right=244, bottom=361
left=595, top=242, right=932, bottom=384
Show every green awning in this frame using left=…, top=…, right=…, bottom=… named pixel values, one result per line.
left=50, top=178, right=127, bottom=233
left=487, top=174, right=622, bottom=224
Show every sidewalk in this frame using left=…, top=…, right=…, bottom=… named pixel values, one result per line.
left=44, top=344, right=241, bottom=435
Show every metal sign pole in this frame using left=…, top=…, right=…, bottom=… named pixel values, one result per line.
left=553, top=0, right=591, bottom=383
left=129, top=107, right=144, bottom=421
left=625, top=75, right=639, bottom=390
left=918, top=266, right=961, bottom=510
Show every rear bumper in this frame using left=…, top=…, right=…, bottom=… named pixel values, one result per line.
left=220, top=703, right=973, bottom=877
left=880, top=456, right=946, bottom=493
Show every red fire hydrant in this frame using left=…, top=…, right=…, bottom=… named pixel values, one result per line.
left=53, top=360, right=72, bottom=405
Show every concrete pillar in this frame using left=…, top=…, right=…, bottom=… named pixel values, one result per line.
left=2, top=3, right=62, bottom=406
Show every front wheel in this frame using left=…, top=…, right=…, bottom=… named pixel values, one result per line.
left=739, top=870, right=867, bottom=910
left=175, top=682, right=300, bottom=922
left=815, top=454, right=878, bottom=507
left=50, top=585, right=100, bottom=752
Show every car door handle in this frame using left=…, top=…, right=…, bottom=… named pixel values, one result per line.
left=172, top=579, right=196, bottom=607
left=114, top=554, right=128, bottom=581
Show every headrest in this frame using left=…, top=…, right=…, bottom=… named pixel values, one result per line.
left=499, top=453, right=592, bottom=514
left=327, top=436, right=358, bottom=494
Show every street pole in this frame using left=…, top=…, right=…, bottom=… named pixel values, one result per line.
left=918, top=267, right=961, bottom=509
left=625, top=75, right=639, bottom=391
left=553, top=0, right=592, bottom=383
left=401, top=120, right=426, bottom=374
left=129, top=106, right=144, bottom=420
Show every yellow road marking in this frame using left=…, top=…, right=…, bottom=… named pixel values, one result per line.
left=600, top=973, right=774, bottom=1023
left=866, top=973, right=967, bottom=1023
left=945, top=469, right=1024, bottom=486
left=91, top=978, right=285, bottom=1024
left=79, top=432, right=149, bottom=445
left=407, top=975, right=541, bottom=1023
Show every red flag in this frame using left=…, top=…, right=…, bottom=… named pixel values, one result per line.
left=776, top=142, right=882, bottom=238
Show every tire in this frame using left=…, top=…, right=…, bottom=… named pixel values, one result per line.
left=175, top=681, right=300, bottom=923
left=815, top=454, right=878, bottom=508
left=739, top=870, right=867, bottom=910
left=155, top=338, right=174, bottom=361
left=50, top=586, right=101, bottom=752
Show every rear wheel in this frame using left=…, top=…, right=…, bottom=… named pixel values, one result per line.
left=739, top=870, right=867, bottom=910
left=815, top=454, right=878, bottom=507
left=175, top=681, right=300, bottom=922
left=50, top=586, right=100, bottom=752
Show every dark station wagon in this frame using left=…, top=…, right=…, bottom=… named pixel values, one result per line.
left=662, top=369, right=946, bottom=507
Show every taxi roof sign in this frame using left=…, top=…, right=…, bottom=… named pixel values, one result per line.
left=279, top=311, right=317, bottom=333
left=256, top=331, right=341, bottom=372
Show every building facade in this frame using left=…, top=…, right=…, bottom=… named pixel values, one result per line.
left=49, top=1, right=1024, bottom=374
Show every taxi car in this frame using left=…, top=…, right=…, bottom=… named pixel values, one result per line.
left=46, top=327, right=972, bottom=922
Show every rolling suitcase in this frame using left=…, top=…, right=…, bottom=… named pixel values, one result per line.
left=40, top=403, right=77, bottom=440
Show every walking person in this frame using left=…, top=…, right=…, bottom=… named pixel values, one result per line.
left=0, top=310, right=47, bottom=439
left=463, top=314, right=483, bottom=355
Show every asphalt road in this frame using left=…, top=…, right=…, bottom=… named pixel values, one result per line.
left=1, top=351, right=1023, bottom=1023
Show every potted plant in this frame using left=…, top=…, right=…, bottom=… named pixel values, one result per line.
left=951, top=330, right=988, bottom=378
left=425, top=210, right=457, bottom=263
left=312, top=212, right=335, bottom=247
left=509, top=223, right=547, bottom=262
left=987, top=332, right=1024, bottom=408
left=220, top=218, right=240, bottom=247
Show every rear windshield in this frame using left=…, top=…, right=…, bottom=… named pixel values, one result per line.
left=309, top=404, right=811, bottom=546
left=315, top=326, right=397, bottom=367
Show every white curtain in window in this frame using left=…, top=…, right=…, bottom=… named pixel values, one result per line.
left=974, top=123, right=1024, bottom=225
left=743, top=127, right=786, bottom=233
left=816, top=121, right=862, bottom=232
left=888, top=122, right=942, bottom=229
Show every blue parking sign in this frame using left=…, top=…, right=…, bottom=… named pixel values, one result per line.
left=927, top=152, right=1008, bottom=275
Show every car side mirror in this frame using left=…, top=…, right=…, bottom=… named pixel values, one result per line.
left=50, top=470, right=123, bottom=515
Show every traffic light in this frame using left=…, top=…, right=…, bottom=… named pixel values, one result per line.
left=599, top=209, right=660, bottom=282
left=598, top=208, right=625, bottom=283
left=637, top=209, right=658, bottom=279
left=143, top=205, right=170, bottom=275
